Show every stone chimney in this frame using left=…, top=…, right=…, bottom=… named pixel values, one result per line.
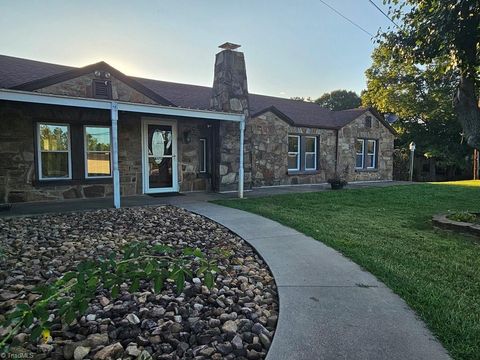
left=210, top=42, right=249, bottom=116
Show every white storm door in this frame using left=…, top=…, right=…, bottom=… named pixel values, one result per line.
left=142, top=119, right=178, bottom=193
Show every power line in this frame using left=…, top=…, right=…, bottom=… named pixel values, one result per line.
left=318, top=0, right=374, bottom=37
left=368, top=0, right=400, bottom=28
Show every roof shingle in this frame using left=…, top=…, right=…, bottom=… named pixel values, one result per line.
left=0, top=54, right=388, bottom=131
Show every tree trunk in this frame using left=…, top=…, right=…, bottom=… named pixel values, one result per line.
left=453, top=75, right=480, bottom=150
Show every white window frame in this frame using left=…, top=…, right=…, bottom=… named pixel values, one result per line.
left=288, top=135, right=300, bottom=171
left=355, top=139, right=365, bottom=169
left=367, top=139, right=377, bottom=169
left=37, top=122, right=72, bottom=180
left=199, top=138, right=207, bottom=173
left=304, top=136, right=317, bottom=171
left=84, top=125, right=112, bottom=179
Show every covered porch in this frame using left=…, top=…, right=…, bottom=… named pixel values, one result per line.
left=0, top=89, right=246, bottom=207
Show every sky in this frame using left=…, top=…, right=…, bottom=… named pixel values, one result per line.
left=0, top=0, right=394, bottom=99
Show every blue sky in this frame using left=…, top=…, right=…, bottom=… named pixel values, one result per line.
left=0, top=0, right=393, bottom=99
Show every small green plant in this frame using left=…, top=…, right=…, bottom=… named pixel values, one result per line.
left=447, top=211, right=479, bottom=223
left=0, top=241, right=218, bottom=352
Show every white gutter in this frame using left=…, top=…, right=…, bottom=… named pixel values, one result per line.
left=0, top=89, right=244, bottom=122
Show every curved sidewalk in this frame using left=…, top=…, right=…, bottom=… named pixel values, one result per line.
left=182, top=202, right=451, bottom=360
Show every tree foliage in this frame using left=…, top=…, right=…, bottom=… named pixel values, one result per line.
left=379, top=0, right=480, bottom=149
left=362, top=43, right=470, bottom=168
left=314, top=90, right=361, bottom=111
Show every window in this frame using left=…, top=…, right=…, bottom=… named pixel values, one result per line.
left=37, top=123, right=71, bottom=180
left=85, top=126, right=112, bottom=178
left=199, top=138, right=207, bottom=173
left=288, top=135, right=300, bottom=171
left=366, top=139, right=376, bottom=169
left=304, top=136, right=317, bottom=170
left=355, top=139, right=365, bottom=169
left=356, top=138, right=378, bottom=170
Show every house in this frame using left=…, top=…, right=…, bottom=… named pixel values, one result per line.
left=0, top=43, right=395, bottom=206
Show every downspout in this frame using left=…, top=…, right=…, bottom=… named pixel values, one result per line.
left=111, top=102, right=120, bottom=208
left=238, top=117, right=246, bottom=198
left=335, top=129, right=339, bottom=174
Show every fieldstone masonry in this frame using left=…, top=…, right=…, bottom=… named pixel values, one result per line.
left=338, top=111, right=394, bottom=181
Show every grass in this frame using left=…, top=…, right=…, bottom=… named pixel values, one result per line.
left=214, top=183, right=480, bottom=360
left=430, top=180, right=480, bottom=187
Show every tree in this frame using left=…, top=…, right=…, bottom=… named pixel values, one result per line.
left=290, top=96, right=313, bottom=102
left=381, top=0, right=480, bottom=149
left=314, top=90, right=361, bottom=111
left=362, top=43, right=470, bottom=176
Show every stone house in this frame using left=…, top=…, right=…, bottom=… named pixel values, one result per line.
left=0, top=43, right=395, bottom=205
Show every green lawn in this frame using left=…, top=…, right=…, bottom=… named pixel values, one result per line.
left=214, top=183, right=480, bottom=360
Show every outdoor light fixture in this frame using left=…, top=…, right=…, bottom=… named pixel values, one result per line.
left=409, top=141, right=416, bottom=182
left=183, top=130, right=192, bottom=144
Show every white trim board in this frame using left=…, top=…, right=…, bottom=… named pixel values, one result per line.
left=0, top=89, right=245, bottom=122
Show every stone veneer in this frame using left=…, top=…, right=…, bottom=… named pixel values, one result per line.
left=36, top=73, right=157, bottom=104
left=338, top=111, right=394, bottom=181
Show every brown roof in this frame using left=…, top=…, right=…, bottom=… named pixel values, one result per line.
left=0, top=54, right=394, bottom=132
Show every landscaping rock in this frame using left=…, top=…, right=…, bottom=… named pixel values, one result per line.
left=0, top=206, right=278, bottom=359
left=93, top=342, right=123, bottom=359
left=73, top=346, right=90, bottom=360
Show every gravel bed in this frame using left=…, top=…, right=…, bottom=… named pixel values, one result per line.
left=0, top=206, right=278, bottom=359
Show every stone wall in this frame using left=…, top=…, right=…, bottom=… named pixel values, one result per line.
left=218, top=110, right=394, bottom=190
left=217, top=121, right=253, bottom=191
left=248, top=112, right=337, bottom=186
left=36, top=73, right=157, bottom=105
left=0, top=102, right=145, bottom=203
left=338, top=111, right=394, bottom=181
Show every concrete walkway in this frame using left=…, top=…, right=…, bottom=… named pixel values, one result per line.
left=181, top=202, right=451, bottom=360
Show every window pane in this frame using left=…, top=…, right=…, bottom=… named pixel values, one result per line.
left=288, top=154, right=298, bottom=170
left=86, top=127, right=111, bottom=151
left=41, top=152, right=69, bottom=178
left=40, top=124, right=69, bottom=151
left=356, top=154, right=364, bottom=168
left=305, top=154, right=316, bottom=169
left=87, top=152, right=111, bottom=176
left=288, top=136, right=299, bottom=152
left=355, top=139, right=364, bottom=154
left=367, top=140, right=375, bottom=154
left=367, top=154, right=375, bottom=168
left=305, top=137, right=316, bottom=152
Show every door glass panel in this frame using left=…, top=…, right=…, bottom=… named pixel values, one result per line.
left=147, top=125, right=173, bottom=189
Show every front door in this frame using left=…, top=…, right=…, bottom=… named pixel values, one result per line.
left=142, top=119, right=178, bottom=193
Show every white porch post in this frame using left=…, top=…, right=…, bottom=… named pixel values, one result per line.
left=111, top=102, right=121, bottom=208
left=238, top=118, right=246, bottom=198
